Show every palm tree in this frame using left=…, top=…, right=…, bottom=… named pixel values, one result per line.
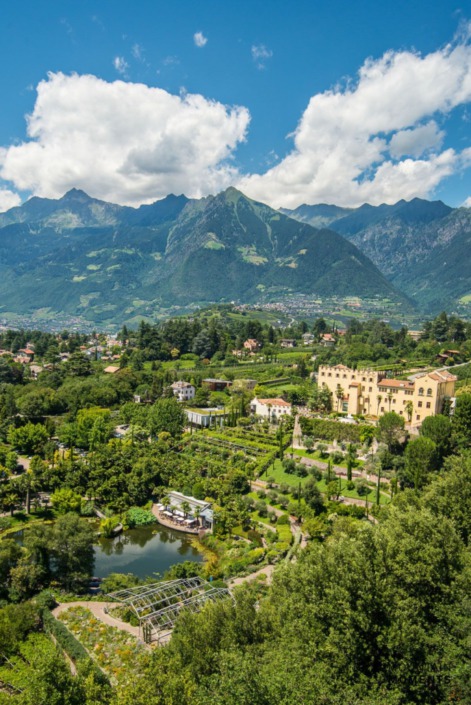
left=376, top=395, right=383, bottom=416
left=181, top=501, right=191, bottom=518
left=387, top=391, right=393, bottom=411
left=2, top=492, right=19, bottom=516
left=193, top=507, right=202, bottom=527
left=405, top=401, right=413, bottom=423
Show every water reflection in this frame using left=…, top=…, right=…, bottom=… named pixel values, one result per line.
left=94, top=524, right=202, bottom=579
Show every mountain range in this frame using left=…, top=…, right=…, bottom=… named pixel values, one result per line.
left=0, top=188, right=406, bottom=326
left=282, top=198, right=471, bottom=314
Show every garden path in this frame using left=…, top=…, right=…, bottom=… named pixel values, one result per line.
left=52, top=601, right=141, bottom=639
left=229, top=564, right=275, bottom=588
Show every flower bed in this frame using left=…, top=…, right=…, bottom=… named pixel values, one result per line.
left=58, top=606, right=149, bottom=686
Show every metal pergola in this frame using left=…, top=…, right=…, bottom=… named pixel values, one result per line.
left=107, top=577, right=232, bottom=644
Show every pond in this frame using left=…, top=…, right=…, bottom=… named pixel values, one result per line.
left=13, top=523, right=203, bottom=580
left=93, top=524, right=203, bottom=579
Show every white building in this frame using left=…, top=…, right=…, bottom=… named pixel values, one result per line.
left=250, top=397, right=292, bottom=420
left=161, top=491, right=213, bottom=530
left=185, top=408, right=227, bottom=427
left=171, top=380, right=195, bottom=402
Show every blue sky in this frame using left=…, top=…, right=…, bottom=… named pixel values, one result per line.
left=0, top=0, right=471, bottom=211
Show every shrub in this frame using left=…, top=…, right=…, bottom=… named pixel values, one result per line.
left=268, top=512, right=278, bottom=523
left=255, top=501, right=268, bottom=517
left=80, top=499, right=95, bottom=517
left=346, top=480, right=355, bottom=490
left=247, top=548, right=265, bottom=564
left=243, top=496, right=255, bottom=509
left=0, top=516, right=12, bottom=532
left=279, top=483, right=290, bottom=495
left=282, top=458, right=296, bottom=474
left=355, top=479, right=372, bottom=496
left=331, top=451, right=344, bottom=464
left=256, top=489, right=267, bottom=499
left=294, top=463, right=308, bottom=477
left=267, top=490, right=279, bottom=504
left=34, top=590, right=57, bottom=611
left=317, top=443, right=329, bottom=458
left=309, top=467, right=322, bottom=481
left=126, top=507, right=156, bottom=528
left=247, top=529, right=263, bottom=546
left=277, top=514, right=290, bottom=525
left=287, top=502, right=301, bottom=517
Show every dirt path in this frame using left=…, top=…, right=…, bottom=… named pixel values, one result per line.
left=52, top=601, right=142, bottom=639
left=229, top=564, right=275, bottom=588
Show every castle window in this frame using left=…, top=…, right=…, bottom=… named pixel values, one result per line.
left=418, top=387, right=424, bottom=396
left=426, top=402, right=431, bottom=409
left=427, top=388, right=432, bottom=396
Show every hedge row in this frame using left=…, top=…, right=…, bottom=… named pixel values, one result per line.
left=299, top=417, right=367, bottom=443
left=42, top=609, right=109, bottom=685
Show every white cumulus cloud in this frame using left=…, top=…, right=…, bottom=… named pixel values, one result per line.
left=193, top=31, right=207, bottom=48
left=0, top=72, right=250, bottom=206
left=389, top=121, right=445, bottom=159
left=240, top=33, right=471, bottom=207
left=0, top=188, right=21, bottom=212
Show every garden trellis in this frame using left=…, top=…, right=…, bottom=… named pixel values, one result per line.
left=107, top=577, right=232, bottom=643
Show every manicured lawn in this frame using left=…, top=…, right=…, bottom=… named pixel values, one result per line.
left=258, top=459, right=390, bottom=504
left=251, top=511, right=278, bottom=526
left=260, top=459, right=312, bottom=487
left=292, top=448, right=365, bottom=469
left=316, top=479, right=390, bottom=505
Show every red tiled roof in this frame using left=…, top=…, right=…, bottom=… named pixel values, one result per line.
left=258, top=398, right=291, bottom=406
left=428, top=371, right=457, bottom=382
